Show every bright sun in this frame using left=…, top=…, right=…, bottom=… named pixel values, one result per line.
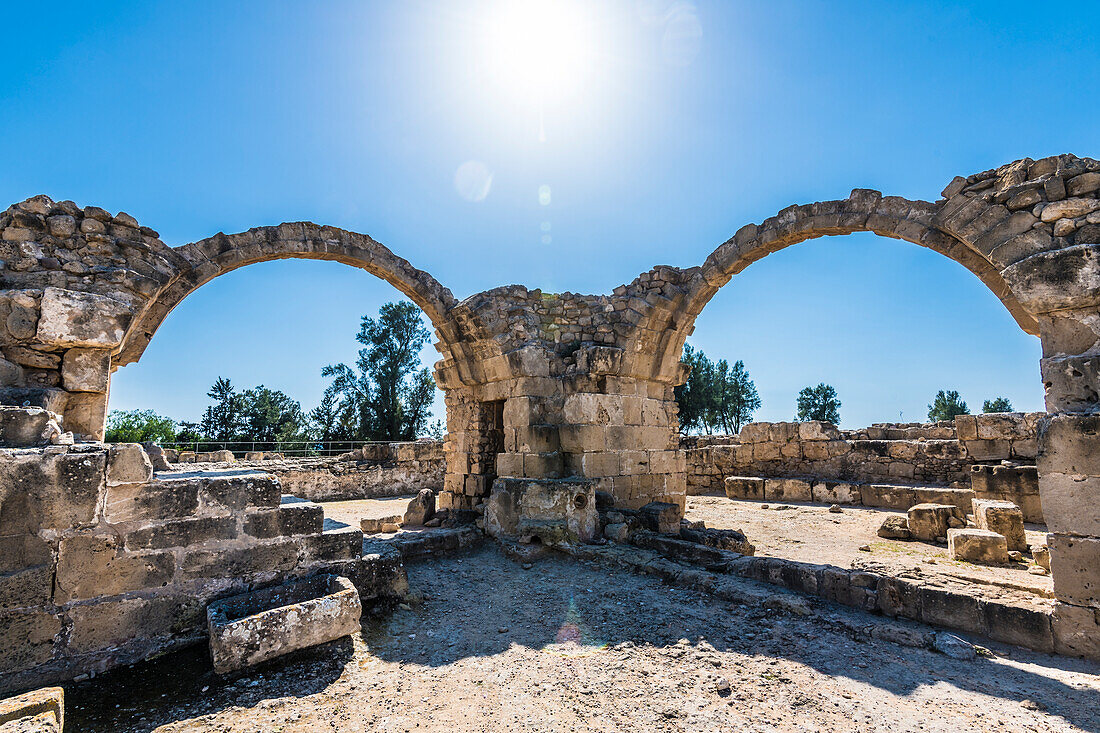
left=484, top=0, right=595, bottom=103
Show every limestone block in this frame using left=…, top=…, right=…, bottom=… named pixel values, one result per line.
left=0, top=609, right=62, bottom=675
left=1052, top=601, right=1100, bottom=659
left=54, top=533, right=176, bottom=603
left=724, top=476, right=764, bottom=500
left=811, top=481, right=860, bottom=505
left=142, top=442, right=172, bottom=471
left=877, top=515, right=911, bottom=540
left=485, top=477, right=597, bottom=544
left=67, top=594, right=192, bottom=654
left=523, top=451, right=563, bottom=478
left=495, top=452, right=523, bottom=478
left=0, top=356, right=25, bottom=387
left=753, top=442, right=781, bottom=461
left=1038, top=472, right=1100, bottom=536
left=207, top=574, right=362, bottom=674
left=60, top=348, right=110, bottom=393
left=859, top=484, right=915, bottom=510
left=907, top=503, right=962, bottom=543
left=1033, top=542, right=1051, bottom=571
left=797, top=421, right=841, bottom=441
left=0, top=686, right=64, bottom=731
left=0, top=448, right=106, bottom=534
left=972, top=499, right=1027, bottom=552
left=124, top=516, right=238, bottom=550
left=403, top=488, right=436, bottom=526
left=107, top=443, right=153, bottom=486
left=737, top=423, right=769, bottom=443
left=181, top=539, right=298, bottom=580
left=1038, top=413, right=1100, bottom=476
left=243, top=502, right=324, bottom=538
left=62, top=391, right=107, bottom=440
left=961, top=439, right=1011, bottom=461
left=35, top=287, right=133, bottom=348
left=948, top=528, right=1009, bottom=565
left=514, top=425, right=559, bottom=453
left=0, top=406, right=62, bottom=447
left=909, top=487, right=974, bottom=514
left=1049, top=534, right=1100, bottom=607
left=580, top=451, right=619, bottom=478
left=764, top=478, right=812, bottom=502
left=640, top=501, right=681, bottom=534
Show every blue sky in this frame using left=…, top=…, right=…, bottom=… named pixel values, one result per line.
left=3, top=1, right=1097, bottom=428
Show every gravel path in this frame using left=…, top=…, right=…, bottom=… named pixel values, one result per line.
left=68, top=545, right=1100, bottom=732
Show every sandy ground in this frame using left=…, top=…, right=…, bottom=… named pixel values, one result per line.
left=66, top=544, right=1100, bottom=733
left=320, top=496, right=413, bottom=528
left=686, top=495, right=1054, bottom=604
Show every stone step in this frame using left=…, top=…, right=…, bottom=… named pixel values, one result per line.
left=242, top=501, right=324, bottom=539
left=298, top=523, right=364, bottom=565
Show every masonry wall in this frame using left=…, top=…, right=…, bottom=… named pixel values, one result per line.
left=0, top=434, right=406, bottom=695
left=684, top=414, right=1043, bottom=515
left=165, top=441, right=446, bottom=503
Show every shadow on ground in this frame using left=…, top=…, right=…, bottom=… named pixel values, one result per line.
left=66, top=543, right=1100, bottom=732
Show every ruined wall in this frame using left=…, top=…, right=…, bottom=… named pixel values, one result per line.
left=229, top=442, right=445, bottom=502
left=685, top=414, right=1043, bottom=513
left=0, top=410, right=405, bottom=694
left=7, top=152, right=1100, bottom=659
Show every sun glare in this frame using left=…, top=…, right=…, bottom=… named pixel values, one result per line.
left=485, top=0, right=594, bottom=103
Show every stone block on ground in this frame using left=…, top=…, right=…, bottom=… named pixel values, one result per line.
left=907, top=503, right=963, bottom=543
left=639, top=501, right=681, bottom=535
left=0, top=686, right=64, bottom=731
left=972, top=499, right=1027, bottom=552
left=764, top=478, right=812, bottom=502
left=723, top=476, right=764, bottom=501
left=948, top=528, right=1009, bottom=565
left=0, top=406, right=63, bottom=447
left=403, top=488, right=436, bottom=526
left=877, top=515, right=911, bottom=540
left=362, top=515, right=404, bottom=534
left=206, top=574, right=361, bottom=675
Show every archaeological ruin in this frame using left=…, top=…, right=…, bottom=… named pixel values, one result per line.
left=4, top=152, right=1100, bottom=726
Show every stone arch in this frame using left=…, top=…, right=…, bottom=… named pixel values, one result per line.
left=646, top=192, right=1040, bottom=383
left=115, top=222, right=466, bottom=370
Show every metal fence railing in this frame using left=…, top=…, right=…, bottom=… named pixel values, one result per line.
left=159, top=440, right=369, bottom=458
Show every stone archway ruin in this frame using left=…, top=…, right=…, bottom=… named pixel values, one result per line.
left=3, top=152, right=1100, bottom=679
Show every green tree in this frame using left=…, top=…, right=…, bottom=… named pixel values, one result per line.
left=199, top=377, right=243, bottom=440
left=309, top=388, right=344, bottom=442
left=928, top=389, right=970, bottom=422
left=675, top=345, right=761, bottom=434
left=239, top=385, right=309, bottom=443
left=105, top=409, right=177, bottom=444
left=321, top=301, right=439, bottom=441
left=982, top=397, right=1013, bottom=413
left=796, top=383, right=841, bottom=424
left=175, top=421, right=204, bottom=443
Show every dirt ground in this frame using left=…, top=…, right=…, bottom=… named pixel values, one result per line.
left=66, top=543, right=1100, bottom=733
left=321, top=496, right=413, bottom=528
left=686, top=495, right=1054, bottom=605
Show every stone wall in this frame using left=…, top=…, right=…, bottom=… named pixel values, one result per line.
left=685, top=415, right=1044, bottom=517
left=227, top=442, right=445, bottom=502
left=0, top=409, right=407, bottom=694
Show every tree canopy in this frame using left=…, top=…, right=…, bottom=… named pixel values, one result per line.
left=319, top=301, right=439, bottom=441
left=105, top=409, right=177, bottom=444
left=796, top=383, right=841, bottom=424
left=928, top=390, right=970, bottom=422
left=982, top=397, right=1013, bottom=413
left=675, top=345, right=761, bottom=434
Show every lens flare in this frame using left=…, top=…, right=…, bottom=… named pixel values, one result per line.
left=484, top=0, right=595, bottom=103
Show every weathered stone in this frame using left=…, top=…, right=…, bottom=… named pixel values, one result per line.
left=107, top=443, right=153, bottom=486
left=0, top=686, right=64, bottom=731
left=877, top=515, right=911, bottom=540
left=60, top=348, right=110, bottom=392
left=206, top=575, right=362, bottom=674
left=948, top=528, right=1009, bottom=565
left=403, top=488, right=436, bottom=526
left=35, top=288, right=132, bottom=348
left=723, top=476, right=764, bottom=500
left=972, top=499, right=1027, bottom=552
left=907, top=503, right=962, bottom=543
left=0, top=406, right=62, bottom=447
left=54, top=533, right=175, bottom=603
